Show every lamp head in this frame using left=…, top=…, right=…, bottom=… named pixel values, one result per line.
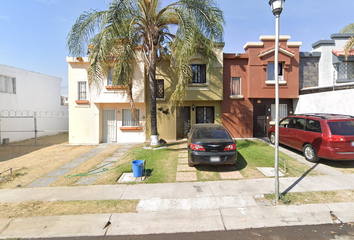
left=269, top=0, right=285, bottom=16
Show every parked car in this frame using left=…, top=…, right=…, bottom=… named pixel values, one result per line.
left=268, top=114, right=354, bottom=162
left=187, top=123, right=237, bottom=167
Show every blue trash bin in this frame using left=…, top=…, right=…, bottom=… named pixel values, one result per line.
left=132, top=160, right=145, bottom=177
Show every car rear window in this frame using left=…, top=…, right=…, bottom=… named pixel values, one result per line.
left=328, top=121, right=354, bottom=135
left=194, top=129, right=231, bottom=140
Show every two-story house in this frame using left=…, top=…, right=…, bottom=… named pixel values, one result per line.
left=67, top=44, right=224, bottom=144
left=67, top=54, right=146, bottom=144
left=222, top=35, right=301, bottom=138
left=144, top=44, right=225, bottom=141
left=295, top=33, right=354, bottom=116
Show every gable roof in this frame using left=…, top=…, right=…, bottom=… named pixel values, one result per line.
left=258, top=44, right=296, bottom=58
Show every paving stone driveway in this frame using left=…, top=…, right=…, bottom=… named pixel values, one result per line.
left=176, top=141, right=243, bottom=181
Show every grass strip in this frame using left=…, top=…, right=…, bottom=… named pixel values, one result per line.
left=0, top=199, right=139, bottom=218
left=265, top=190, right=354, bottom=205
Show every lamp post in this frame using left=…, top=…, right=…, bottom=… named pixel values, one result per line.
left=269, top=0, right=285, bottom=204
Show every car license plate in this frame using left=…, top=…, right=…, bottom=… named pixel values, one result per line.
left=210, top=156, right=220, bottom=162
left=352, top=141, right=354, bottom=147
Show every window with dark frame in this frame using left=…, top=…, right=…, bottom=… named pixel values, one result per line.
left=190, top=64, right=206, bottom=83
left=337, top=62, right=354, bottom=82
left=267, top=62, right=284, bottom=81
left=156, top=79, right=164, bottom=98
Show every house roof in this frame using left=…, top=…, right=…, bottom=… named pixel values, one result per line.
left=258, top=44, right=296, bottom=58
left=332, top=49, right=354, bottom=57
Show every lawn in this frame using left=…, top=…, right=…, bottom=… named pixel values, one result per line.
left=94, top=139, right=322, bottom=184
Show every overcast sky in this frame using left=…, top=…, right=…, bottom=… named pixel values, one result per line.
left=0, top=0, right=353, bottom=95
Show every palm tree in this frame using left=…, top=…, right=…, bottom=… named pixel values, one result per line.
left=341, top=23, right=354, bottom=60
left=67, top=0, right=225, bottom=145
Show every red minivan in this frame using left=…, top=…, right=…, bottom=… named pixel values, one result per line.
left=268, top=114, right=354, bottom=162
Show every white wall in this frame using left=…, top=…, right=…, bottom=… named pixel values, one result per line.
left=0, top=64, right=68, bottom=143
left=294, top=89, right=354, bottom=116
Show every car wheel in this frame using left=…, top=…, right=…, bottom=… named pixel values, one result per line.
left=269, top=132, right=275, bottom=145
left=303, top=144, right=319, bottom=162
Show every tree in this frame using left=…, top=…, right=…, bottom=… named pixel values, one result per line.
left=67, top=0, right=225, bottom=145
left=341, top=23, right=354, bottom=60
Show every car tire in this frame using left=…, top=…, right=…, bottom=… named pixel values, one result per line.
left=269, top=132, right=275, bottom=145
left=303, top=144, right=319, bottom=163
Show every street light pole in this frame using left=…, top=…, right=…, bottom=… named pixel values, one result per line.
left=269, top=0, right=285, bottom=204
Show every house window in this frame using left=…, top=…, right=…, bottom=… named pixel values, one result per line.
left=0, top=75, right=16, bottom=94
left=337, top=62, right=354, bottom=82
left=107, top=67, right=125, bottom=86
left=196, top=106, right=214, bottom=123
left=107, top=68, right=114, bottom=86
left=122, top=109, right=140, bottom=127
left=267, top=62, right=284, bottom=81
left=231, top=77, right=241, bottom=95
left=156, top=79, right=164, bottom=98
left=271, top=104, right=288, bottom=121
left=78, top=81, right=87, bottom=100
left=191, top=64, right=206, bottom=83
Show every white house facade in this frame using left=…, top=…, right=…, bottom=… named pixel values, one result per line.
left=66, top=55, right=146, bottom=144
left=295, top=33, right=354, bottom=116
left=0, top=64, right=68, bottom=144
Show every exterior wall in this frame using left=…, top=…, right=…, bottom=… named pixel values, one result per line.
left=67, top=55, right=146, bottom=144
left=222, top=56, right=253, bottom=138
left=0, top=64, right=68, bottom=143
left=245, top=37, right=300, bottom=99
left=299, top=55, right=319, bottom=89
left=294, top=89, right=354, bottom=116
left=145, top=45, right=224, bottom=141
left=296, top=33, right=354, bottom=117
left=223, top=36, right=300, bottom=138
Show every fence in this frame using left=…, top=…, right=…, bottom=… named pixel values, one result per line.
left=0, top=110, right=68, bottom=145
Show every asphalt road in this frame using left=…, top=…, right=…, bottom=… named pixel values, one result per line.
left=23, top=223, right=354, bottom=240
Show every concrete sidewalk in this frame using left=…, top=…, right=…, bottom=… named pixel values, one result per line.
left=1, top=174, right=354, bottom=238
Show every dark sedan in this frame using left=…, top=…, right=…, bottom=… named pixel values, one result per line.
left=187, top=124, right=237, bottom=167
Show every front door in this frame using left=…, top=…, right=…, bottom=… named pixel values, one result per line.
left=177, top=106, right=191, bottom=139
left=253, top=105, right=267, bottom=137
left=102, top=109, right=116, bottom=143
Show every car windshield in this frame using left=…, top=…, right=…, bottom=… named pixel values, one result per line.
left=328, top=121, right=354, bottom=135
left=194, top=129, right=230, bottom=140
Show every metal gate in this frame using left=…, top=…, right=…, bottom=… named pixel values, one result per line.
left=253, top=105, right=267, bottom=137
left=102, top=109, right=116, bottom=143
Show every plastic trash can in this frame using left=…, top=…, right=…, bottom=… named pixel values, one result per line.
left=132, top=160, right=145, bottom=177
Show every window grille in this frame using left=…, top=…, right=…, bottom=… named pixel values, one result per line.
left=196, top=107, right=214, bottom=123
left=78, top=81, right=87, bottom=100
left=191, top=64, right=206, bottom=83
left=231, top=77, right=241, bottom=95
left=156, top=79, right=164, bottom=98
left=0, top=75, right=16, bottom=93
left=338, top=62, right=354, bottom=81
left=122, top=109, right=139, bottom=126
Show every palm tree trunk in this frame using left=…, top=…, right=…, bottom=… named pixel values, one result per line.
left=149, top=47, right=159, bottom=145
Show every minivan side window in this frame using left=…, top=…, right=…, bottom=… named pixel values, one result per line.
left=280, top=118, right=290, bottom=128
left=289, top=118, right=305, bottom=130
left=305, top=119, right=322, bottom=133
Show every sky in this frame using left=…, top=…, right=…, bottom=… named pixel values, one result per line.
left=0, top=0, right=353, bottom=95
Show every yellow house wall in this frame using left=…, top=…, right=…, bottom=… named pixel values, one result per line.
left=145, top=45, right=223, bottom=141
